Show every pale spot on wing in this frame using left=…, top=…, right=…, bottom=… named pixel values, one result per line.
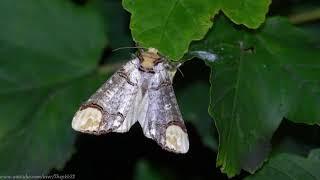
left=164, top=104, right=171, bottom=110
left=165, top=125, right=189, bottom=153
left=72, top=107, right=102, bottom=132
left=150, top=128, right=156, bottom=136
left=113, top=120, right=121, bottom=127
left=112, top=115, right=124, bottom=128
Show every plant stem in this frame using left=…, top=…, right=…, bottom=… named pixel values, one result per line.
left=289, top=8, right=320, bottom=24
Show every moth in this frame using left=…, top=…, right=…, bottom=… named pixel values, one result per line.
left=72, top=48, right=189, bottom=153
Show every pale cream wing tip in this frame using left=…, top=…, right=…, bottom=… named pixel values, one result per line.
left=165, top=125, right=189, bottom=153
left=71, top=107, right=102, bottom=132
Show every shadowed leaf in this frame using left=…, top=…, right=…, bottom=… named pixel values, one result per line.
left=177, top=82, right=218, bottom=151
left=0, top=0, right=106, bottom=174
left=246, top=149, right=320, bottom=180
left=187, top=16, right=320, bottom=177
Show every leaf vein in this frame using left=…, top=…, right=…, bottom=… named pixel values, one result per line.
left=158, top=0, right=179, bottom=46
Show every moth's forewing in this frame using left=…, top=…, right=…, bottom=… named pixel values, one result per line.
left=138, top=62, right=189, bottom=154
left=72, top=58, right=141, bottom=134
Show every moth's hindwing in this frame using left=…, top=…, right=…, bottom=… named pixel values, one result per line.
left=72, top=58, right=141, bottom=134
left=138, top=62, right=189, bottom=153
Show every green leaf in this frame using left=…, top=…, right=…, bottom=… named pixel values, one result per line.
left=100, top=0, right=132, bottom=48
left=122, top=0, right=219, bottom=61
left=0, top=0, right=106, bottom=174
left=122, top=0, right=270, bottom=60
left=221, top=0, right=271, bottom=28
left=246, top=149, right=320, bottom=180
left=188, top=16, right=320, bottom=177
left=98, top=0, right=135, bottom=63
left=177, top=82, right=218, bottom=151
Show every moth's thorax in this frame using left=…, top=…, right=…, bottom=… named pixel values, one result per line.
left=140, top=61, right=170, bottom=91
left=138, top=48, right=163, bottom=72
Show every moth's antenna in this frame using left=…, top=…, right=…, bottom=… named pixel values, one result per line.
left=177, top=66, right=184, bottom=77
left=112, top=46, right=144, bottom=52
left=170, top=62, right=184, bottom=77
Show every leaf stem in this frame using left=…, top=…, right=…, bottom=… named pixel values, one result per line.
left=289, top=8, right=320, bottom=24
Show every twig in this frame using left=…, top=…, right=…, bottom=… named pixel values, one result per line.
left=289, top=8, right=320, bottom=24
left=97, top=62, right=124, bottom=75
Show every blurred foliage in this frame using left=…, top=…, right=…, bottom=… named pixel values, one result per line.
left=98, top=0, right=135, bottom=62
left=0, top=0, right=106, bottom=174
left=0, top=0, right=319, bottom=179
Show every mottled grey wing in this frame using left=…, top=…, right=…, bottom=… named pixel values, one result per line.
left=72, top=58, right=141, bottom=134
left=138, top=63, right=189, bottom=153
